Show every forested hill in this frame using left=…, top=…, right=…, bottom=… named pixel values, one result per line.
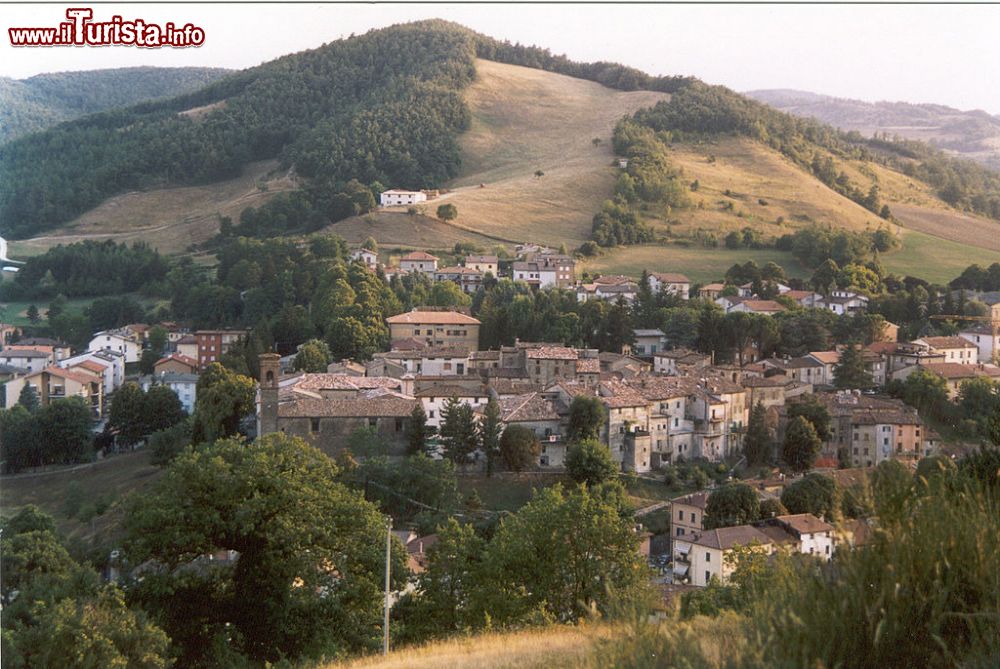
left=0, top=19, right=695, bottom=240
left=0, top=67, right=230, bottom=143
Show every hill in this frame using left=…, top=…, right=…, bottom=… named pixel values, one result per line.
left=0, top=66, right=230, bottom=143
left=328, top=59, right=668, bottom=249
left=746, top=88, right=1000, bottom=170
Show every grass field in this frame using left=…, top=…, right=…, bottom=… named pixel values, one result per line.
left=581, top=244, right=813, bottom=283
left=881, top=228, right=1000, bottom=283
left=325, top=625, right=606, bottom=669
left=0, top=293, right=164, bottom=327
left=0, top=449, right=163, bottom=546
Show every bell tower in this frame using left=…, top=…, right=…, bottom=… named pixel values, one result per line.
left=258, top=353, right=281, bottom=437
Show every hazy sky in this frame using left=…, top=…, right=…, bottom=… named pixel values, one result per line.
left=3, top=3, right=999, bottom=114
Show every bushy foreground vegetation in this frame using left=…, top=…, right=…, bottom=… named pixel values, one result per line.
left=589, top=451, right=1000, bottom=669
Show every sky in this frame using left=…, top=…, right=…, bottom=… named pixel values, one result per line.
left=2, top=3, right=999, bottom=114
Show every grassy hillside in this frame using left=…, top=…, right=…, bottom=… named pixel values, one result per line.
left=304, top=59, right=667, bottom=250
left=0, top=449, right=163, bottom=547
left=11, top=160, right=296, bottom=256
left=0, top=66, right=230, bottom=143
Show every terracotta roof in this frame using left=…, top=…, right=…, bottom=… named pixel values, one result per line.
left=1, top=348, right=52, bottom=358
left=489, top=378, right=543, bottom=396
left=700, top=283, right=726, bottom=291
left=386, top=311, right=480, bottom=325
left=916, top=336, right=978, bottom=350
left=923, top=363, right=1000, bottom=380
left=650, top=272, right=690, bottom=283
left=389, top=337, right=427, bottom=351
left=525, top=346, right=578, bottom=360
left=628, top=376, right=692, bottom=400
left=671, top=491, right=710, bottom=510
left=415, top=385, right=488, bottom=398
left=73, top=360, right=108, bottom=373
left=776, top=514, right=834, bottom=535
left=739, top=300, right=786, bottom=313
left=156, top=353, right=199, bottom=368
left=757, top=525, right=798, bottom=546
left=593, top=274, right=634, bottom=285
left=28, top=365, right=99, bottom=385
left=575, top=358, right=600, bottom=374
left=690, top=525, right=772, bottom=550
left=498, top=392, right=561, bottom=422
left=290, top=374, right=403, bottom=392
left=176, top=335, right=198, bottom=345
left=278, top=397, right=418, bottom=418
left=471, top=349, right=500, bottom=360
left=400, top=251, right=439, bottom=261
left=599, top=380, right=649, bottom=408
left=435, top=266, right=482, bottom=276
left=465, top=255, right=498, bottom=264
left=783, top=290, right=818, bottom=301
left=809, top=351, right=841, bottom=365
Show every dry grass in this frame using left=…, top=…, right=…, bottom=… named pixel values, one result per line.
left=17, top=160, right=296, bottom=256
left=889, top=203, right=1000, bottom=252
left=322, top=211, right=513, bottom=252
left=581, top=244, right=812, bottom=283
left=323, top=625, right=606, bottom=669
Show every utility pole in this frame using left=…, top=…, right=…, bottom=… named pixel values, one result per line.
left=383, top=516, right=391, bottom=656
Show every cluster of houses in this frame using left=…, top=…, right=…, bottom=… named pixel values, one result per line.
left=255, top=297, right=981, bottom=475
left=0, top=323, right=252, bottom=421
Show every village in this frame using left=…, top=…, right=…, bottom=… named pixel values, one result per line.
left=3, top=202, right=999, bottom=595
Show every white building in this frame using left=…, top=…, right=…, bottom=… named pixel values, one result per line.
left=0, top=348, right=53, bottom=373
left=398, top=251, right=439, bottom=275
left=912, top=336, right=980, bottom=365
left=88, top=330, right=141, bottom=363
left=61, top=350, right=125, bottom=393
left=959, top=325, right=1000, bottom=365
left=380, top=190, right=427, bottom=207
left=351, top=248, right=378, bottom=269
left=647, top=272, right=691, bottom=300
left=416, top=386, right=489, bottom=429
left=140, top=372, right=198, bottom=414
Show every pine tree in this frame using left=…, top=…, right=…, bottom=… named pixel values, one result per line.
left=406, top=404, right=432, bottom=456
left=17, top=384, right=40, bottom=413
left=439, top=397, right=478, bottom=465
left=479, top=397, right=503, bottom=477
left=834, top=343, right=873, bottom=389
left=743, top=401, right=770, bottom=466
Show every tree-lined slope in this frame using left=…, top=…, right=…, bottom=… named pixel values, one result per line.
left=0, top=66, right=230, bottom=143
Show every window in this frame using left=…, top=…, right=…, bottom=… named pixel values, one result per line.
left=679, top=510, right=683, bottom=520
left=428, top=410, right=434, bottom=419
left=690, top=512, right=696, bottom=523
left=368, top=418, right=377, bottom=428
left=705, top=553, right=711, bottom=562
left=676, top=527, right=683, bottom=536
left=310, top=418, right=320, bottom=433
left=706, top=571, right=711, bottom=584
left=395, top=418, right=403, bottom=432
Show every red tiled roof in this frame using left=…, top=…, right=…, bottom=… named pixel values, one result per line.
left=400, top=251, right=439, bottom=261
left=386, top=311, right=480, bottom=325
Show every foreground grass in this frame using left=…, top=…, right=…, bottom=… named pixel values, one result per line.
left=323, top=625, right=606, bottom=669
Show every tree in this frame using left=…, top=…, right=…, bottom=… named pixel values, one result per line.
left=705, top=483, right=761, bottom=529
left=438, top=397, right=478, bottom=465
left=472, top=484, right=648, bottom=625
left=499, top=425, right=541, bottom=473
left=144, top=384, right=187, bottom=433
left=534, top=170, right=545, bottom=178
left=780, top=472, right=837, bottom=518
left=397, top=518, right=486, bottom=639
left=361, top=236, right=378, bottom=252
left=782, top=415, right=822, bottom=473
left=787, top=399, right=833, bottom=442
left=758, top=498, right=788, bottom=519
left=406, top=404, right=433, bottom=456
left=190, top=363, right=255, bottom=444
left=17, top=384, right=40, bottom=413
left=834, top=343, right=873, bottom=389
left=37, top=397, right=93, bottom=465
left=138, top=348, right=159, bottom=375
left=436, top=203, right=458, bottom=221
left=125, top=433, right=406, bottom=666
left=26, top=304, right=40, bottom=324
left=0, top=405, right=41, bottom=472
left=108, top=382, right=147, bottom=448
left=899, top=367, right=949, bottom=419
left=565, top=439, right=618, bottom=486
left=566, top=395, right=607, bottom=443
left=479, top=398, right=503, bottom=476
left=293, top=338, right=332, bottom=372
left=147, top=325, right=169, bottom=356
left=743, top=401, right=770, bottom=466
